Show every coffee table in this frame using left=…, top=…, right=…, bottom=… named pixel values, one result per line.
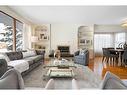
left=40, top=59, right=102, bottom=89
left=24, top=60, right=102, bottom=89
left=43, top=59, right=77, bottom=79
left=43, top=59, right=77, bottom=68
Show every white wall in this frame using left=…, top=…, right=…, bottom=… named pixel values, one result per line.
left=51, top=24, right=94, bottom=54
left=95, top=24, right=127, bottom=33
left=51, top=24, right=79, bottom=54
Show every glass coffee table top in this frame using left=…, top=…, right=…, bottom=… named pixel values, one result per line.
left=43, top=59, right=77, bottom=68
left=43, top=59, right=77, bottom=79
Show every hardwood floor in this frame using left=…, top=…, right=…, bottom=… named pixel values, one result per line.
left=88, top=57, right=127, bottom=79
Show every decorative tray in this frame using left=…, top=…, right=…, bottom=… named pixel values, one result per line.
left=46, top=68, right=75, bottom=78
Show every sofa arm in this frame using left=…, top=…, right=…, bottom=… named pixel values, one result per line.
left=74, top=51, right=80, bottom=56
left=7, top=66, right=14, bottom=70
left=35, top=50, right=45, bottom=55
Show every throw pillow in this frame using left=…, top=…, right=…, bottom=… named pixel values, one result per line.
left=0, top=59, right=8, bottom=77
left=79, top=49, right=87, bottom=55
left=22, top=50, right=36, bottom=58
left=29, top=50, right=37, bottom=56
left=100, top=71, right=127, bottom=89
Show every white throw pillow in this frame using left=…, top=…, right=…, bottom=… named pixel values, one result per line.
left=22, top=50, right=36, bottom=58
left=79, top=49, right=84, bottom=55
left=79, top=49, right=87, bottom=55
left=0, top=53, right=10, bottom=62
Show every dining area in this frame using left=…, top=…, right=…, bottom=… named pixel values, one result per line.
left=94, top=32, right=127, bottom=78
left=102, top=47, right=127, bottom=67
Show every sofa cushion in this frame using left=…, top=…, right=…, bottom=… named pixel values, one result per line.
left=23, top=57, right=34, bottom=66
left=33, top=56, right=42, bottom=63
left=8, top=60, right=29, bottom=73
left=5, top=51, right=23, bottom=61
left=23, top=55, right=42, bottom=65
left=100, top=71, right=127, bottom=89
left=22, top=50, right=37, bottom=58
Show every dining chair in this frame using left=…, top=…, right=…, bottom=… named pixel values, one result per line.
left=102, top=48, right=118, bottom=66
left=107, top=47, right=117, bottom=55
left=102, top=48, right=108, bottom=62
left=108, top=49, right=118, bottom=63
left=122, top=50, right=127, bottom=67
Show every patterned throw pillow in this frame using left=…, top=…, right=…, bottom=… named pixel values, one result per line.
left=0, top=59, right=7, bottom=77
left=5, top=52, right=23, bottom=61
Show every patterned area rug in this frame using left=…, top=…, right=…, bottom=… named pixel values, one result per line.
left=23, top=62, right=101, bottom=89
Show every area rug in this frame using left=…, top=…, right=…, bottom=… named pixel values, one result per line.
left=23, top=62, right=102, bottom=89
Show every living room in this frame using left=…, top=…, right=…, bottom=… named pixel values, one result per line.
left=1, top=4, right=127, bottom=92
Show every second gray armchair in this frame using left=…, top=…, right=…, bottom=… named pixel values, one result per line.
left=74, top=50, right=89, bottom=66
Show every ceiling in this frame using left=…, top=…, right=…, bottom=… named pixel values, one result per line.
left=9, top=6, right=127, bottom=24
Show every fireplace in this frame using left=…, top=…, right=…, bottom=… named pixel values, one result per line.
left=57, top=45, right=70, bottom=53
left=57, top=45, right=73, bottom=57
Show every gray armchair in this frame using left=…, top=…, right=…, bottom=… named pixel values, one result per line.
left=100, top=71, right=127, bottom=89
left=0, top=68, right=25, bottom=89
left=0, top=59, right=23, bottom=89
left=0, top=68, right=55, bottom=89
left=74, top=50, right=89, bottom=66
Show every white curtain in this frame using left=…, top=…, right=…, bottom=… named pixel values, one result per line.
left=94, top=32, right=126, bottom=56
left=115, top=32, right=126, bottom=48
left=94, top=33, right=114, bottom=56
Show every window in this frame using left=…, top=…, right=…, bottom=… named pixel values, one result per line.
left=115, top=32, right=126, bottom=48
left=16, top=20, right=23, bottom=51
left=94, top=32, right=126, bottom=56
left=0, top=12, right=13, bottom=52
left=0, top=11, right=23, bottom=52
left=94, top=33, right=114, bottom=56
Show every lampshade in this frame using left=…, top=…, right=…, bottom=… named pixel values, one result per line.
left=31, top=36, right=38, bottom=42
left=0, top=42, right=7, bottom=49
left=121, top=23, right=127, bottom=27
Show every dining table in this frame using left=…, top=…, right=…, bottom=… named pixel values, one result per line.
left=108, top=48, right=125, bottom=66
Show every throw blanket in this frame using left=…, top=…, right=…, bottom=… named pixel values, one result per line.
left=8, top=60, right=29, bottom=73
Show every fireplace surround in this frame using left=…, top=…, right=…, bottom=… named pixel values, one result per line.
left=57, top=45, right=70, bottom=53
left=57, top=45, right=73, bottom=57
left=49, top=46, right=74, bottom=58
